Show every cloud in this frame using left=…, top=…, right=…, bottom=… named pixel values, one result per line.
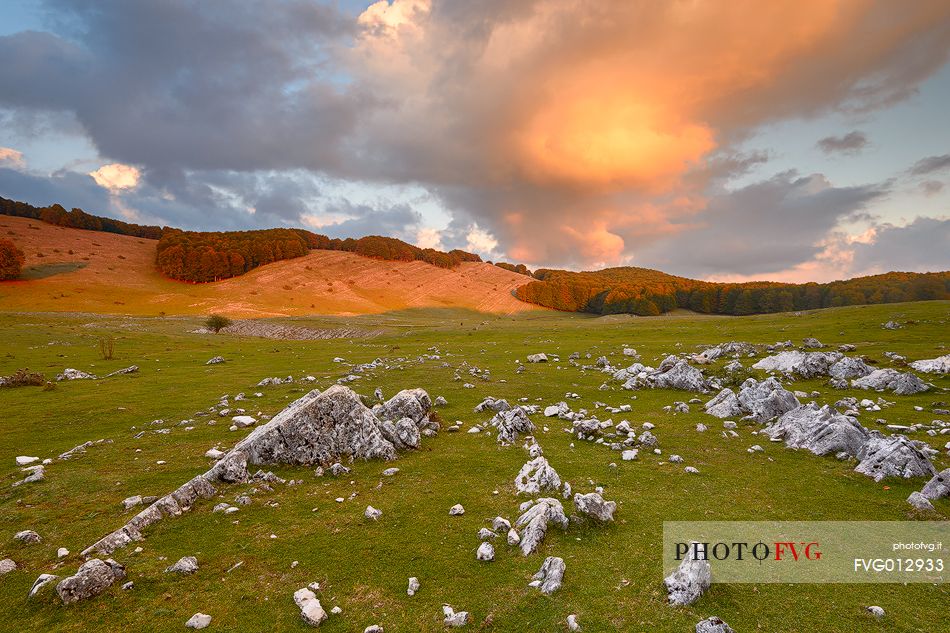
left=816, top=131, right=868, bottom=155
left=909, top=154, right=950, bottom=176
left=1, top=0, right=950, bottom=277
left=850, top=216, right=950, bottom=273
left=634, top=171, right=890, bottom=278
left=89, top=163, right=140, bottom=191
left=0, top=147, right=25, bottom=168
left=920, top=180, right=944, bottom=196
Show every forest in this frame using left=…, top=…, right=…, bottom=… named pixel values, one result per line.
left=1, top=196, right=481, bottom=283
left=515, top=267, right=950, bottom=316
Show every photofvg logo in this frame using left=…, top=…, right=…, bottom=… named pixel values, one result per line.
left=663, top=521, right=949, bottom=584
left=674, top=540, right=822, bottom=563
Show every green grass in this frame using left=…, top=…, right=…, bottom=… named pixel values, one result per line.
left=0, top=301, right=948, bottom=632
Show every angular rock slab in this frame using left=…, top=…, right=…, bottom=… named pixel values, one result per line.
left=664, top=544, right=711, bottom=606
left=56, top=559, right=126, bottom=604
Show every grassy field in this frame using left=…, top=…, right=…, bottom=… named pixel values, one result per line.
left=0, top=302, right=948, bottom=632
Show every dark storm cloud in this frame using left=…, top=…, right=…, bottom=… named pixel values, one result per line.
left=816, top=131, right=868, bottom=155
left=0, top=166, right=111, bottom=211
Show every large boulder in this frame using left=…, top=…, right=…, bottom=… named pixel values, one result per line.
left=852, top=369, right=930, bottom=395
left=491, top=407, right=535, bottom=445
left=515, top=456, right=562, bottom=495
left=920, top=469, right=950, bottom=500
left=664, top=544, right=711, bottom=606
left=651, top=361, right=709, bottom=392
left=854, top=433, right=937, bottom=482
left=375, top=388, right=433, bottom=428
left=236, top=386, right=398, bottom=466
left=909, top=354, right=950, bottom=374
left=752, top=351, right=842, bottom=378
left=56, top=559, right=126, bottom=604
left=736, top=378, right=800, bottom=423
left=763, top=404, right=869, bottom=457
left=828, top=356, right=873, bottom=380
left=515, top=498, right=568, bottom=556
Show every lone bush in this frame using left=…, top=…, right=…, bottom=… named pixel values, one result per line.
left=206, top=314, right=232, bottom=333
left=0, top=238, right=25, bottom=280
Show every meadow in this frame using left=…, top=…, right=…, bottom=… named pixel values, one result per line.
left=0, top=301, right=948, bottom=632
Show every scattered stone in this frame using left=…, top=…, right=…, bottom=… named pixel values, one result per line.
left=449, top=504, right=465, bottom=516
left=476, top=542, right=495, bottom=561
left=866, top=606, right=885, bottom=619
left=56, top=368, right=97, bottom=381
left=664, top=543, right=711, bottom=605
left=491, top=407, right=535, bottom=445
left=573, top=492, right=616, bottom=522
left=364, top=506, right=382, bottom=521
left=14, top=530, right=41, bottom=544
left=507, top=528, right=521, bottom=546
left=294, top=587, right=328, bottom=626
left=28, top=573, right=58, bottom=598
left=381, top=467, right=400, bottom=477
left=443, top=605, right=469, bottom=627
left=530, top=556, right=565, bottom=595
left=15, top=455, right=39, bottom=466
left=567, top=614, right=581, bottom=631
left=186, top=613, right=212, bottom=629
left=104, top=365, right=138, bottom=378
left=165, top=556, right=199, bottom=574
left=206, top=356, right=225, bottom=365
left=515, top=456, right=562, bottom=495
left=122, top=495, right=143, bottom=510
left=231, top=415, right=257, bottom=428
left=0, top=559, right=15, bottom=574
left=696, top=616, right=735, bottom=633
left=515, top=498, right=569, bottom=556
left=56, top=558, right=126, bottom=604
left=407, top=576, right=420, bottom=596
left=57, top=547, right=69, bottom=558
left=527, top=353, right=548, bottom=363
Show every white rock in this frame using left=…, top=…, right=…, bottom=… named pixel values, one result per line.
left=449, top=504, right=465, bottom=516
left=15, top=456, right=39, bottom=466
left=186, top=613, right=212, bottom=629
left=407, top=576, right=420, bottom=596
left=294, top=587, right=328, bottom=626
left=364, top=506, right=382, bottom=521
left=476, top=542, right=495, bottom=561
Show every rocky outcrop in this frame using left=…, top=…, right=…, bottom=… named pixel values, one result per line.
left=703, top=388, right=742, bottom=419
left=852, top=369, right=930, bottom=395
left=854, top=433, right=936, bottom=482
left=829, top=356, right=873, bottom=380
left=651, top=361, right=710, bottom=392
left=515, top=456, right=561, bottom=495
left=752, top=351, right=842, bottom=378
left=909, top=354, right=950, bottom=374
left=735, top=377, right=800, bottom=423
left=515, top=498, right=568, bottom=556
left=56, top=368, right=97, bottom=381
left=56, top=559, right=126, bottom=604
left=664, top=544, right=711, bottom=606
left=764, top=404, right=869, bottom=457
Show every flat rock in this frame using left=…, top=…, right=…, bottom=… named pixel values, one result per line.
left=186, top=613, right=212, bottom=629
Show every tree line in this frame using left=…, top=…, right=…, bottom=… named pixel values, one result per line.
left=1, top=196, right=162, bottom=239
left=514, top=267, right=950, bottom=316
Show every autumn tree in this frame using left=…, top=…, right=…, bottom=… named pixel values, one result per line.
left=0, top=238, right=25, bottom=280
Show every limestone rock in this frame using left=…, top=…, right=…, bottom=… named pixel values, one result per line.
left=407, top=577, right=420, bottom=596
left=29, top=573, right=58, bottom=598
left=476, top=542, right=495, bottom=561
left=909, top=354, right=950, bottom=374
left=186, top=613, right=212, bottom=629
left=527, top=353, right=548, bottom=363
left=829, top=356, right=873, bottom=380
left=14, top=530, right=41, bottom=544
left=696, top=616, right=735, bottom=633
left=0, top=558, right=15, bottom=574
left=443, top=605, right=469, bottom=627
left=920, top=468, right=950, bottom=500
left=515, top=498, right=568, bottom=555
left=165, top=556, right=199, bottom=574
left=56, top=558, right=126, bottom=604
left=907, top=491, right=935, bottom=511
left=206, top=356, right=225, bottom=365
left=736, top=377, right=800, bottom=423
left=56, top=368, right=97, bottom=381
left=764, top=404, right=869, bottom=457
left=855, top=433, right=936, bottom=482
left=364, top=506, right=382, bottom=521
left=704, top=388, right=742, bottom=419
left=491, top=407, right=535, bottom=445
left=531, top=556, right=565, bottom=595
left=664, top=544, right=711, bottom=606
left=515, top=456, right=562, bottom=495
left=294, top=587, right=328, bottom=626
left=852, top=369, right=929, bottom=395
left=449, top=504, right=465, bottom=516
left=573, top=492, right=616, bottom=522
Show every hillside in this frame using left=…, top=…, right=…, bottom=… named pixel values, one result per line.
left=0, top=216, right=538, bottom=317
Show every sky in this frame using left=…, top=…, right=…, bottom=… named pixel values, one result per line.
left=0, top=0, right=948, bottom=282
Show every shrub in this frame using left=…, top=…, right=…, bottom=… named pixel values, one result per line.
left=99, top=336, right=115, bottom=360
left=205, top=314, right=232, bottom=333
left=0, top=238, right=25, bottom=280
